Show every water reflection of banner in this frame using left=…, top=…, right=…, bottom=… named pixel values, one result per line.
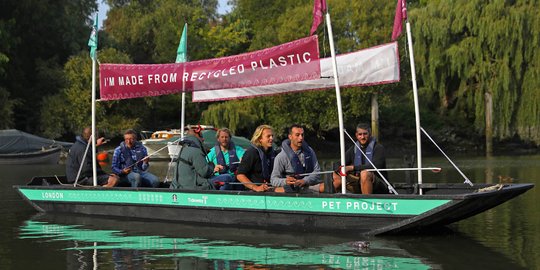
left=99, top=36, right=320, bottom=101
left=192, top=42, right=399, bottom=102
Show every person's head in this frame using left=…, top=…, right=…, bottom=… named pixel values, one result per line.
left=251, top=125, right=273, bottom=149
left=288, top=124, right=304, bottom=150
left=185, top=125, right=203, bottom=140
left=216, top=128, right=232, bottom=149
left=123, top=129, right=138, bottom=148
left=81, top=127, right=93, bottom=141
left=355, top=123, right=371, bottom=146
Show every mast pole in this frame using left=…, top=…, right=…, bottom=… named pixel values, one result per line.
left=405, top=21, right=423, bottom=194
left=178, top=23, right=188, bottom=139
left=325, top=12, right=346, bottom=194
left=91, top=50, right=97, bottom=186
left=181, top=77, right=186, bottom=139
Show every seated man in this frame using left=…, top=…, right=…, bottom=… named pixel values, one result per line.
left=112, top=129, right=160, bottom=188
left=236, top=125, right=276, bottom=192
left=271, top=124, right=321, bottom=193
left=327, top=123, right=389, bottom=194
left=66, top=127, right=118, bottom=187
left=206, top=128, right=246, bottom=190
left=170, top=131, right=214, bottom=190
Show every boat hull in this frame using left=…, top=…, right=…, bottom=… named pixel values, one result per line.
left=14, top=180, right=534, bottom=235
left=0, top=146, right=62, bottom=165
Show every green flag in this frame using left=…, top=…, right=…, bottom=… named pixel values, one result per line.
left=88, top=13, right=98, bottom=60
left=176, top=23, right=187, bottom=63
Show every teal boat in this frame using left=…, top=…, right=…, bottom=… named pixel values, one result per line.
left=14, top=176, right=533, bottom=235
left=14, top=4, right=534, bottom=237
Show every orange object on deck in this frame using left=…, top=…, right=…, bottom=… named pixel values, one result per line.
left=97, top=152, right=109, bottom=162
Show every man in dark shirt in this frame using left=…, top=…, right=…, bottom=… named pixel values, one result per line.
left=328, top=123, right=389, bottom=194
left=236, top=125, right=276, bottom=192
left=65, top=127, right=118, bottom=187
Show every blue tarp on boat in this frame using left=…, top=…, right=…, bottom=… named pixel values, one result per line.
left=0, top=129, right=72, bottom=154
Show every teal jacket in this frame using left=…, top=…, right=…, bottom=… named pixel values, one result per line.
left=170, top=135, right=214, bottom=190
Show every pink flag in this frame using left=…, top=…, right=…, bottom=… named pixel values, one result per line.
left=391, top=0, right=407, bottom=41
left=310, top=0, right=327, bottom=35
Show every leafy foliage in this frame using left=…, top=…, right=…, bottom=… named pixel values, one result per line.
left=0, top=0, right=97, bottom=133
left=40, top=48, right=137, bottom=138
left=413, top=0, right=540, bottom=143
left=2, top=0, right=539, bottom=148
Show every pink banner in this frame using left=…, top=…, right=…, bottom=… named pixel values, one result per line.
left=193, top=42, right=400, bottom=102
left=99, top=36, right=320, bottom=101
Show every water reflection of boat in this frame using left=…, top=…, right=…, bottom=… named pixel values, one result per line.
left=19, top=214, right=431, bottom=269
left=19, top=214, right=526, bottom=269
left=0, top=129, right=72, bottom=165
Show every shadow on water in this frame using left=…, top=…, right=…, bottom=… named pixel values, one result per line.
left=16, top=213, right=526, bottom=270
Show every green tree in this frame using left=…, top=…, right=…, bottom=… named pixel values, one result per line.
left=103, top=0, right=228, bottom=129
left=0, top=0, right=97, bottom=133
left=0, top=19, right=17, bottom=128
left=413, top=0, right=540, bottom=145
left=202, top=0, right=405, bottom=139
left=105, top=0, right=219, bottom=63
left=40, top=48, right=137, bottom=138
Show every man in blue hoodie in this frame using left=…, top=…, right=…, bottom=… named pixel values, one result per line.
left=112, top=129, right=160, bottom=188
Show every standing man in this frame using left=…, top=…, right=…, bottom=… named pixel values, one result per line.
left=328, top=123, right=389, bottom=194
left=170, top=129, right=214, bottom=190
left=112, top=129, right=160, bottom=188
left=66, top=127, right=118, bottom=187
left=206, top=128, right=246, bottom=190
left=271, top=124, right=321, bottom=193
left=236, top=125, right=276, bottom=192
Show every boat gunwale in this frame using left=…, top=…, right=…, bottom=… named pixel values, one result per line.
left=13, top=182, right=534, bottom=201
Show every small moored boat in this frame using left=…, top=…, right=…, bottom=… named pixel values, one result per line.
left=140, top=129, right=184, bottom=160
left=0, top=129, right=72, bottom=165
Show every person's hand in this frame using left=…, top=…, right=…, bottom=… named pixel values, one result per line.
left=285, top=176, right=297, bottom=185
left=294, top=179, right=307, bottom=187
left=122, top=168, right=131, bottom=174
left=96, top=137, right=106, bottom=146
left=214, top=164, right=224, bottom=173
left=142, top=156, right=150, bottom=163
left=252, top=184, right=269, bottom=192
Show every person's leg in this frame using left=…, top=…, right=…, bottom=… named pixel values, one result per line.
left=319, top=172, right=343, bottom=193
left=127, top=172, right=142, bottom=187
left=283, top=184, right=300, bottom=193
left=360, top=170, right=374, bottom=194
left=103, top=174, right=119, bottom=187
left=140, top=171, right=160, bottom=188
left=77, top=177, right=92, bottom=186
left=96, top=174, right=110, bottom=186
left=211, top=174, right=236, bottom=190
left=372, top=177, right=390, bottom=194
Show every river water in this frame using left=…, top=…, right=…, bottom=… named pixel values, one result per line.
left=1, top=154, right=538, bottom=269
